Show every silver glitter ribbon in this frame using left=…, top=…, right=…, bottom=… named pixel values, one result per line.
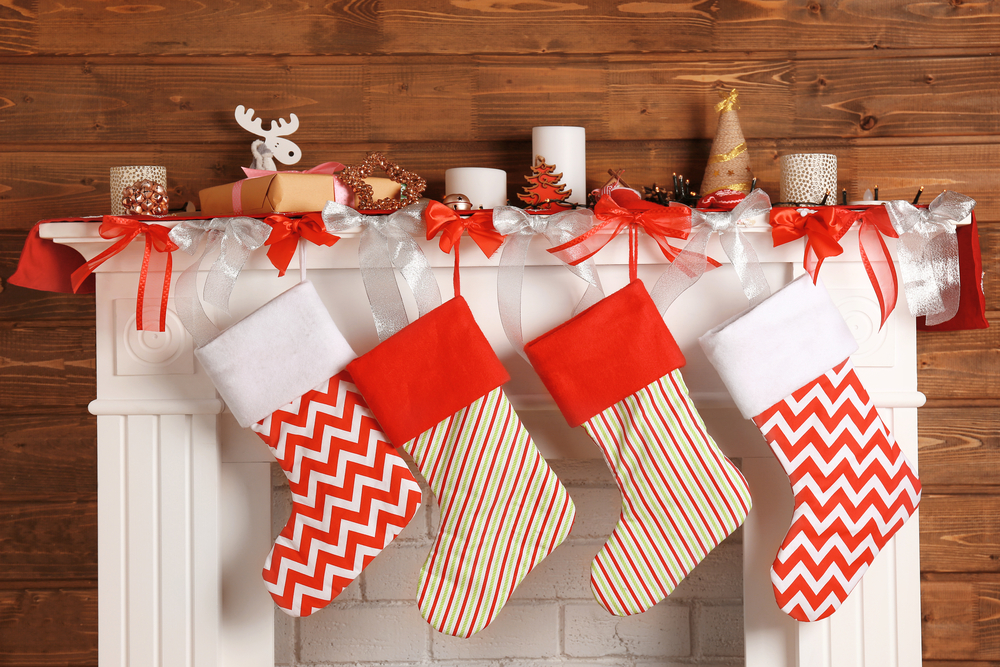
left=322, top=200, right=441, bottom=341
left=649, top=188, right=773, bottom=314
left=169, top=216, right=272, bottom=347
left=884, top=190, right=975, bottom=326
left=492, top=207, right=605, bottom=359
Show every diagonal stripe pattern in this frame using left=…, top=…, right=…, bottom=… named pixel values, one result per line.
left=252, top=370, right=422, bottom=617
left=753, top=359, right=921, bottom=622
left=406, top=387, right=576, bottom=638
left=584, top=369, right=752, bottom=616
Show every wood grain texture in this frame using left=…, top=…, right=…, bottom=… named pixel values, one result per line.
left=918, top=317, right=1000, bottom=400
left=2, top=56, right=999, bottom=143
left=921, top=494, right=1000, bottom=573
left=0, top=501, right=97, bottom=582
left=922, top=575, right=1000, bottom=661
left=0, top=412, right=96, bottom=502
left=0, top=588, right=97, bottom=666
left=2, top=142, right=1000, bottom=227
left=0, top=325, right=95, bottom=409
left=920, top=407, right=1000, bottom=491
left=2, top=1, right=1000, bottom=56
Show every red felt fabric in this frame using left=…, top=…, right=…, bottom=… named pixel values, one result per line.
left=346, top=297, right=511, bottom=448
left=7, top=222, right=95, bottom=293
left=524, top=280, right=686, bottom=428
left=917, top=213, right=989, bottom=331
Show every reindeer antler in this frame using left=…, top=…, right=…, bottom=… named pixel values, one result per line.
left=271, top=114, right=299, bottom=137
left=234, top=105, right=267, bottom=138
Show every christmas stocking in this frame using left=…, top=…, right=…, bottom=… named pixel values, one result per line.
left=196, top=281, right=422, bottom=617
left=699, top=274, right=921, bottom=621
left=524, top=280, right=752, bottom=616
left=346, top=297, right=576, bottom=638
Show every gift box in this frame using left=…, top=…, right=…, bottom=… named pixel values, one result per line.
left=199, top=173, right=402, bottom=216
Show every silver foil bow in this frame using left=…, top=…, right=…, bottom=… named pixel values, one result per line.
left=884, top=190, right=975, bottom=326
left=650, top=188, right=773, bottom=314
left=492, top=207, right=605, bottom=359
left=169, top=216, right=272, bottom=348
left=322, top=200, right=442, bottom=341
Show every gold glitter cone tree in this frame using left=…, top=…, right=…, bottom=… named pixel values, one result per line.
left=700, top=89, right=753, bottom=202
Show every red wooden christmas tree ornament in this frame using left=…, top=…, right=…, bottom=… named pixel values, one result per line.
left=518, top=157, right=574, bottom=212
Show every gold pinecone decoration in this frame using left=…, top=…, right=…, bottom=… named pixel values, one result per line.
left=121, top=179, right=169, bottom=215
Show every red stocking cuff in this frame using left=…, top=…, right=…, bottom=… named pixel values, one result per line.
left=347, top=297, right=510, bottom=447
left=525, top=280, right=686, bottom=428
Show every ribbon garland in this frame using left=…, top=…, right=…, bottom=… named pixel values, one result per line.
left=884, top=190, right=975, bottom=326
left=548, top=192, right=692, bottom=282
left=169, top=216, right=272, bottom=348
left=649, top=188, right=773, bottom=315
left=323, top=200, right=442, bottom=342
left=492, top=206, right=605, bottom=359
left=263, top=212, right=341, bottom=276
left=424, top=200, right=505, bottom=298
left=70, top=216, right=178, bottom=332
left=843, top=205, right=900, bottom=329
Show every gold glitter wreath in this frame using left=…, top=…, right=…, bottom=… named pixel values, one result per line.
left=340, top=152, right=427, bottom=211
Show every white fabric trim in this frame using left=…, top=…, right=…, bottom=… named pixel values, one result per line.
left=195, top=281, right=356, bottom=427
left=698, top=275, right=858, bottom=419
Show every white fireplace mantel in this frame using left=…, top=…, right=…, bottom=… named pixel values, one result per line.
left=42, top=219, right=924, bottom=667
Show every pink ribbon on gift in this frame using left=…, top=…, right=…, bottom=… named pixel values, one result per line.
left=231, top=162, right=348, bottom=215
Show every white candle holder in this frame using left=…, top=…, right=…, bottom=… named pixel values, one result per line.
left=779, top=154, right=837, bottom=205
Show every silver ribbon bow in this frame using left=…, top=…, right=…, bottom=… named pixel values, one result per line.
left=169, top=216, right=272, bottom=348
left=884, top=190, right=974, bottom=326
left=322, top=200, right=442, bottom=341
left=492, top=207, right=605, bottom=359
left=649, top=188, right=773, bottom=314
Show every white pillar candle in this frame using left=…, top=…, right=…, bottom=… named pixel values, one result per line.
left=444, top=167, right=508, bottom=209
left=531, top=126, right=586, bottom=205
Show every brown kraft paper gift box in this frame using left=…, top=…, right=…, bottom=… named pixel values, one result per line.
left=199, top=174, right=402, bottom=216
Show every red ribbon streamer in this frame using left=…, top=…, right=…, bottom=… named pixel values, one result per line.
left=841, top=206, right=900, bottom=329
left=424, top=200, right=505, bottom=297
left=548, top=192, right=691, bottom=282
left=263, top=213, right=341, bottom=276
left=70, top=216, right=178, bottom=332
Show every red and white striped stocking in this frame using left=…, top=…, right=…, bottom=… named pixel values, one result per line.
left=347, top=297, right=576, bottom=637
left=525, top=280, right=752, bottom=616
left=196, top=281, right=422, bottom=617
left=700, top=275, right=921, bottom=621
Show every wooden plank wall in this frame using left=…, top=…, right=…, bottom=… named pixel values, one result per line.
left=0, top=2, right=997, bottom=665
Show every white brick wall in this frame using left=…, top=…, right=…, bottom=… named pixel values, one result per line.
left=272, top=458, right=744, bottom=666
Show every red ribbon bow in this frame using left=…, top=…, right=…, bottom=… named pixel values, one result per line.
left=424, top=200, right=505, bottom=297
left=770, top=207, right=850, bottom=281
left=263, top=213, right=341, bottom=276
left=70, top=216, right=178, bottom=332
left=549, top=191, right=691, bottom=282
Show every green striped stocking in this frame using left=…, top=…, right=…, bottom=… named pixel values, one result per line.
left=348, top=297, right=576, bottom=637
left=526, top=280, right=752, bottom=615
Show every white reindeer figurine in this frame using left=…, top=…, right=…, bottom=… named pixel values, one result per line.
left=234, top=105, right=302, bottom=171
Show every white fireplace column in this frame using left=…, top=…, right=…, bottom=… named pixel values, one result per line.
left=42, top=219, right=924, bottom=667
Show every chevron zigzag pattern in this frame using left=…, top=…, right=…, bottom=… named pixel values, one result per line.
left=753, top=359, right=921, bottom=622
left=407, top=387, right=576, bottom=638
left=584, top=369, right=752, bottom=616
left=252, top=371, right=422, bottom=617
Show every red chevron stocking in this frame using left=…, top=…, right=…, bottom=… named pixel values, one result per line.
left=700, top=275, right=921, bottom=621
left=196, top=281, right=422, bottom=617
left=347, top=297, right=576, bottom=638
left=525, top=280, right=752, bottom=616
